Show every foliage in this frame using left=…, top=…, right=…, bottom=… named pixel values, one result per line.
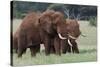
left=11, top=1, right=50, bottom=19
left=11, top=1, right=97, bottom=21
left=48, top=3, right=64, bottom=10
left=89, top=17, right=97, bottom=26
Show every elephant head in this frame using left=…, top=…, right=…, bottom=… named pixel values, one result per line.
left=39, top=10, right=68, bottom=39
left=65, top=19, right=81, bottom=40
left=65, top=19, right=81, bottom=48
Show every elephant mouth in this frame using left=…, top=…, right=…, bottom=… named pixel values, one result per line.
left=58, top=33, right=67, bottom=40
left=68, top=34, right=77, bottom=40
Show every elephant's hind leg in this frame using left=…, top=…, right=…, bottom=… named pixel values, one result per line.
left=30, top=44, right=40, bottom=57
left=54, top=36, right=61, bottom=56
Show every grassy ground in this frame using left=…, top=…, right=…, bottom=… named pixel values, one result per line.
left=12, top=19, right=97, bottom=66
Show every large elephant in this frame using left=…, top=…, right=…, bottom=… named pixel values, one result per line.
left=61, top=19, right=81, bottom=54
left=16, top=12, right=41, bottom=57
left=16, top=10, right=69, bottom=57
left=39, top=10, right=69, bottom=55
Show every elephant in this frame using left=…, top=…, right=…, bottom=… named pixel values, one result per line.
left=18, top=10, right=71, bottom=57
left=61, top=19, right=81, bottom=54
left=50, top=19, right=81, bottom=54
left=39, top=10, right=69, bottom=55
left=16, top=10, right=70, bottom=57
left=14, top=12, right=41, bottom=57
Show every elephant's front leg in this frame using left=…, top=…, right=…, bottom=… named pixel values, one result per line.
left=44, top=37, right=51, bottom=56
left=61, top=40, right=67, bottom=54
left=54, top=36, right=61, bottom=56
left=72, top=41, right=79, bottom=53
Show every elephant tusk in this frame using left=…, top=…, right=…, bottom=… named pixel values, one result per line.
left=68, top=34, right=77, bottom=40
left=58, top=33, right=66, bottom=40
left=68, top=38, right=73, bottom=47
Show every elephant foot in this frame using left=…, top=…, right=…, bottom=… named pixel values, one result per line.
left=31, top=54, right=36, bottom=57
left=18, top=52, right=23, bottom=58
left=30, top=47, right=37, bottom=57
left=17, top=48, right=26, bottom=58
left=45, top=50, right=50, bottom=56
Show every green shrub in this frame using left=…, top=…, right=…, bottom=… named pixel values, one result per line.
left=89, top=17, right=97, bottom=26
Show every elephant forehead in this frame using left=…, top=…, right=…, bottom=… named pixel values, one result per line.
left=52, top=12, right=64, bottom=19
left=41, top=10, right=55, bottom=17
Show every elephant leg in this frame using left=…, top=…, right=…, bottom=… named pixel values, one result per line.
left=61, top=40, right=66, bottom=54
left=54, top=36, right=61, bottom=56
left=18, top=48, right=26, bottom=57
left=62, top=46, right=67, bottom=54
left=17, top=40, right=27, bottom=57
left=13, top=36, right=18, bottom=53
left=50, top=39, right=55, bottom=54
left=36, top=44, right=40, bottom=53
left=44, top=43, right=51, bottom=55
left=61, top=40, right=71, bottom=54
left=72, top=41, right=79, bottom=53
left=43, top=35, right=52, bottom=55
left=15, top=39, right=18, bottom=53
left=50, top=45, right=55, bottom=54
left=30, top=43, right=40, bottom=57
left=17, top=33, right=27, bottom=58
left=30, top=47, right=36, bottom=57
left=66, top=45, right=71, bottom=53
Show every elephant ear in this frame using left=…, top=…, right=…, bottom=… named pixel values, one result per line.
left=38, top=10, right=56, bottom=34
left=38, top=10, right=55, bottom=24
left=51, top=12, right=64, bottom=24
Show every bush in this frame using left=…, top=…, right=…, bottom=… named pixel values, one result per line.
left=13, top=11, right=26, bottom=19
left=89, top=17, right=97, bottom=26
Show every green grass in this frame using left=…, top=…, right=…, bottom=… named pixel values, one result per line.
left=12, top=19, right=97, bottom=66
